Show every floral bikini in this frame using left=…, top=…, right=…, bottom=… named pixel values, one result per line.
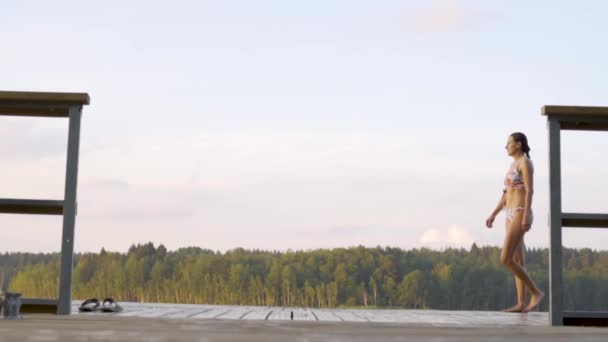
left=503, top=160, right=533, bottom=224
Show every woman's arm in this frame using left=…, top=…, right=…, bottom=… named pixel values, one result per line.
left=486, top=191, right=506, bottom=228
left=520, top=159, right=534, bottom=230
left=492, top=191, right=506, bottom=217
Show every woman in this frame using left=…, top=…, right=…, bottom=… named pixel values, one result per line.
left=485, top=132, right=544, bottom=313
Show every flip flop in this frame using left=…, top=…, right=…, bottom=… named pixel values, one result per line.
left=100, top=298, right=123, bottom=313
left=78, top=298, right=100, bottom=312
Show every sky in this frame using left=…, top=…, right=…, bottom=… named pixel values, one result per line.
left=2, top=0, right=608, bottom=253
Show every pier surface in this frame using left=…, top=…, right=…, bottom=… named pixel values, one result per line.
left=2, top=302, right=607, bottom=342
left=71, top=301, right=549, bottom=326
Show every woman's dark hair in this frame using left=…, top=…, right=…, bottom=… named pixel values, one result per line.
left=510, top=132, right=531, bottom=159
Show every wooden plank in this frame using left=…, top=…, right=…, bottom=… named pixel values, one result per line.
left=0, top=105, right=69, bottom=117
left=164, top=308, right=216, bottom=318
left=311, top=309, right=343, bottom=322
left=560, top=121, right=608, bottom=131
left=562, top=213, right=608, bottom=228
left=353, top=309, right=419, bottom=323
left=21, top=298, right=58, bottom=305
left=401, top=310, right=465, bottom=325
left=330, top=310, right=368, bottom=322
left=240, top=307, right=273, bottom=320
left=266, top=307, right=290, bottom=321
left=10, top=314, right=601, bottom=341
left=0, top=198, right=64, bottom=215
left=215, top=306, right=256, bottom=320
left=347, top=309, right=394, bottom=323
left=0, top=91, right=90, bottom=105
left=291, top=308, right=316, bottom=321
left=57, top=105, right=82, bottom=315
left=267, top=307, right=317, bottom=321
left=114, top=307, right=161, bottom=317
left=21, top=298, right=58, bottom=314
left=539, top=109, right=608, bottom=131
left=563, top=311, right=608, bottom=326
left=563, top=311, right=608, bottom=318
left=542, top=105, right=608, bottom=117
left=189, top=307, right=232, bottom=319
left=547, top=117, right=563, bottom=326
left=66, top=301, right=553, bottom=326
left=133, top=307, right=193, bottom=318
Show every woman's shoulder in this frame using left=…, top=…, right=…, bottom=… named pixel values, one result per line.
left=518, top=157, right=534, bottom=171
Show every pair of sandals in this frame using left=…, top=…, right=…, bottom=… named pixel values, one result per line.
left=78, top=298, right=123, bottom=313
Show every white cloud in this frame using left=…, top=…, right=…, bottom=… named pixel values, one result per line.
left=419, top=228, right=442, bottom=245
left=401, top=0, right=496, bottom=33
left=79, top=180, right=201, bottom=220
left=419, top=225, right=476, bottom=249
left=0, top=117, right=67, bottom=161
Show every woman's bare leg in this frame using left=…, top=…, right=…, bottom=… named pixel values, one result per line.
left=501, top=213, right=544, bottom=312
left=502, top=240, right=526, bottom=312
left=515, top=241, right=526, bottom=305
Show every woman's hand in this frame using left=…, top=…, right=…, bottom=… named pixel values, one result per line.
left=521, top=216, right=532, bottom=232
left=485, top=214, right=496, bottom=229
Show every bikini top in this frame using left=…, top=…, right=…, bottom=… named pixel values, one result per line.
left=504, top=160, right=532, bottom=191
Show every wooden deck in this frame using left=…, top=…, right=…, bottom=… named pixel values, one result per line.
left=2, top=303, right=607, bottom=342
left=3, top=314, right=608, bottom=342
left=68, top=301, right=549, bottom=327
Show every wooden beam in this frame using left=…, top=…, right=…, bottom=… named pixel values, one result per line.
left=0, top=91, right=88, bottom=117
left=547, top=117, right=563, bottom=326
left=542, top=105, right=608, bottom=117
left=560, top=121, right=608, bottom=131
left=562, top=213, right=608, bottom=228
left=58, top=105, right=82, bottom=316
left=564, top=311, right=608, bottom=318
left=0, top=105, right=69, bottom=117
left=0, top=198, right=64, bottom=215
left=563, top=311, right=608, bottom=326
left=0, top=91, right=90, bottom=105
left=541, top=106, right=608, bottom=131
left=21, top=298, right=58, bottom=314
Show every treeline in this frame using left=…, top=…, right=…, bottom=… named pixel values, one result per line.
left=2, top=243, right=608, bottom=311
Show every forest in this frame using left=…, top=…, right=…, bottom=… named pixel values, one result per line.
left=2, top=243, right=607, bottom=312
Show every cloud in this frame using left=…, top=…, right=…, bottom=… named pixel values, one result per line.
left=79, top=179, right=203, bottom=220
left=86, top=179, right=130, bottom=191
left=327, top=225, right=376, bottom=237
left=0, top=117, right=68, bottom=160
left=402, top=1, right=495, bottom=33
left=419, top=225, right=476, bottom=249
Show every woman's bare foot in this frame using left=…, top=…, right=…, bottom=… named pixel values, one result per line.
left=502, top=304, right=525, bottom=313
left=523, top=291, right=544, bottom=313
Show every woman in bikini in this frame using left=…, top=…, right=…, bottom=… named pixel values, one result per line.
left=485, top=132, right=544, bottom=313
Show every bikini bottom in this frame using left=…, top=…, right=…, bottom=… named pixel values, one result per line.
left=505, top=207, right=533, bottom=225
